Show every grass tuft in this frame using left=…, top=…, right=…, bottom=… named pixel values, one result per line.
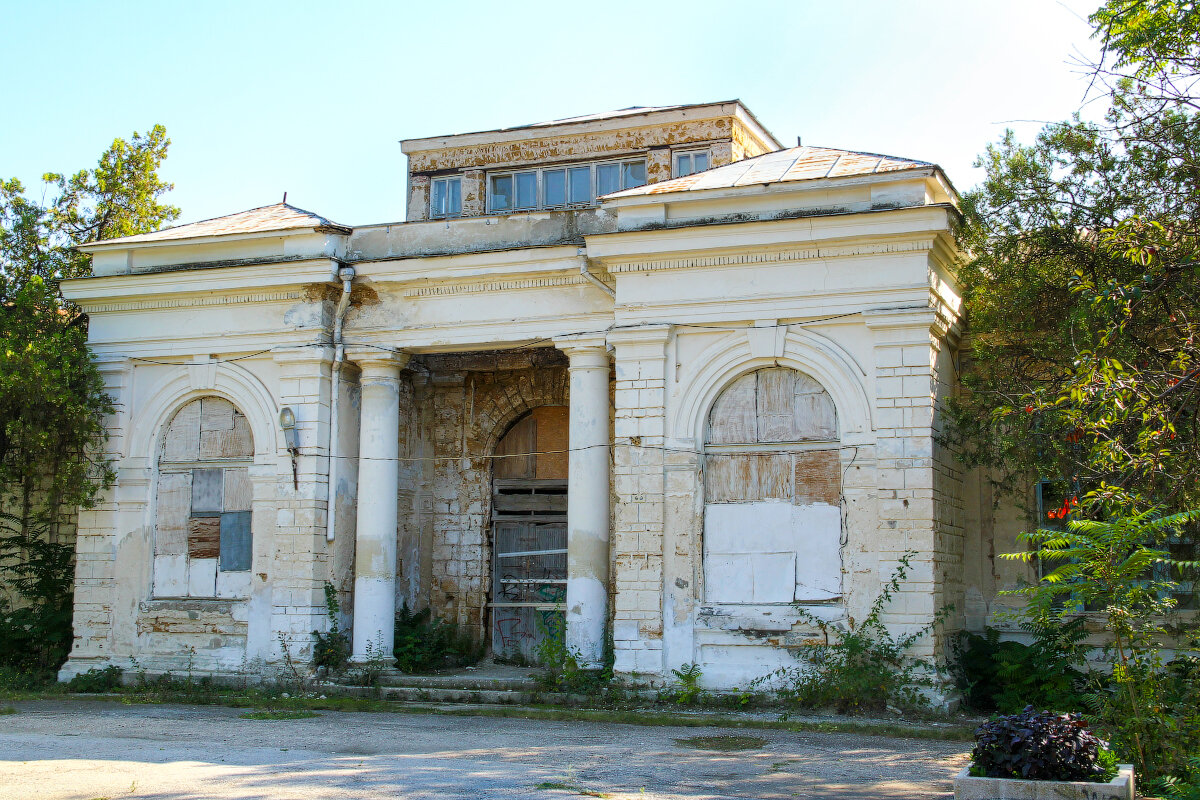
left=238, top=709, right=320, bottom=720
left=674, top=734, right=767, bottom=751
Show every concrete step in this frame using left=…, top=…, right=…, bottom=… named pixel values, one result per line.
left=380, top=685, right=583, bottom=705
left=377, top=674, right=540, bottom=692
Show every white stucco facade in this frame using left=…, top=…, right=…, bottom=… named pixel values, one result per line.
left=57, top=102, right=982, bottom=692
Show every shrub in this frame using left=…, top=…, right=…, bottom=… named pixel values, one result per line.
left=66, top=665, right=123, bottom=692
left=311, top=583, right=350, bottom=672
left=393, top=603, right=483, bottom=674
left=971, top=706, right=1116, bottom=782
left=533, top=613, right=612, bottom=694
left=951, top=617, right=1089, bottom=713
left=776, top=551, right=949, bottom=714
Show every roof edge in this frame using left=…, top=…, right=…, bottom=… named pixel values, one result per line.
left=400, top=100, right=752, bottom=154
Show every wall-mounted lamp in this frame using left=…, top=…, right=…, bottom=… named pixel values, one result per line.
left=279, top=406, right=299, bottom=489
left=279, top=406, right=299, bottom=454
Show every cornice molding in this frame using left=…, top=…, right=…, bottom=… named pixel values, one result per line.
left=402, top=272, right=612, bottom=299
left=79, top=290, right=304, bottom=313
left=606, top=240, right=929, bottom=274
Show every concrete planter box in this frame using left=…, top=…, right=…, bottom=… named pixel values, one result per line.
left=954, top=765, right=1134, bottom=800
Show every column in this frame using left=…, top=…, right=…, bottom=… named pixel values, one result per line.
left=347, top=348, right=409, bottom=662
left=555, top=334, right=612, bottom=669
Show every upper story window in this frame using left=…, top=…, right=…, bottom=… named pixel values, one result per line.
left=675, top=149, right=710, bottom=177
left=431, top=176, right=461, bottom=218
left=488, top=158, right=647, bottom=213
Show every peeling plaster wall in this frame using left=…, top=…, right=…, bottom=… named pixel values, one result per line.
left=408, top=118, right=738, bottom=174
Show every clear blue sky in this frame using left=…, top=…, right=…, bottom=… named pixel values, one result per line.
left=2, top=0, right=1102, bottom=227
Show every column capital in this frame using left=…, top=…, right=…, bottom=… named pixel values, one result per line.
left=554, top=333, right=610, bottom=369
left=554, top=332, right=609, bottom=352
left=272, top=345, right=336, bottom=366
left=608, top=324, right=672, bottom=361
left=344, top=346, right=410, bottom=376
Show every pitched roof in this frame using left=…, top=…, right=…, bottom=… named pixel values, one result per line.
left=84, top=203, right=351, bottom=247
left=605, top=145, right=938, bottom=199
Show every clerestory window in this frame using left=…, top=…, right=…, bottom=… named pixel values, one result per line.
left=674, top=149, right=710, bottom=177
left=488, top=158, right=647, bottom=213
left=430, top=176, right=461, bottom=218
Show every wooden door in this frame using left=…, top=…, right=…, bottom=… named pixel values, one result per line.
left=489, top=407, right=569, bottom=661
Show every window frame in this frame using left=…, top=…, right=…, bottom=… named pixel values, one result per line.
left=429, top=175, right=462, bottom=219
left=674, top=148, right=711, bottom=178
left=486, top=157, right=648, bottom=214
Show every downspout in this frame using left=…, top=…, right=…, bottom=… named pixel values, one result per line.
left=326, top=265, right=355, bottom=542
left=578, top=248, right=614, bottom=298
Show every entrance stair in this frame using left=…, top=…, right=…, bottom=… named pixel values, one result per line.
left=376, top=663, right=582, bottom=706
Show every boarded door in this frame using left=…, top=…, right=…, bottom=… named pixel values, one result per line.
left=490, top=407, right=568, bottom=661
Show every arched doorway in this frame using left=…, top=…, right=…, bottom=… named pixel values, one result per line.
left=489, top=406, right=569, bottom=661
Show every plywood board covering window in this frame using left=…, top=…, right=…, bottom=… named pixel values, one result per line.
left=703, top=368, right=842, bottom=604
left=155, top=397, right=254, bottom=599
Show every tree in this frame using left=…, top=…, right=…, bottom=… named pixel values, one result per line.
left=950, top=2, right=1200, bottom=516
left=955, top=3, right=1200, bottom=789
left=0, top=126, right=178, bottom=673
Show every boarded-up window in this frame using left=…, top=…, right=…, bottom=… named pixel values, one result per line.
left=155, top=397, right=255, bottom=598
left=703, top=368, right=841, bottom=604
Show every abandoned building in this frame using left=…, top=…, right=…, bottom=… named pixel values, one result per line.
left=55, top=100, right=1005, bottom=691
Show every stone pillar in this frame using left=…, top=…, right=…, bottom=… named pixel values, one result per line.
left=555, top=334, right=612, bottom=668
left=347, top=349, right=409, bottom=661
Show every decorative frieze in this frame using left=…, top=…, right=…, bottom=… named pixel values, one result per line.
left=606, top=240, right=929, bottom=274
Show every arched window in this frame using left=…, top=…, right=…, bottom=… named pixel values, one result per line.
left=154, top=396, right=254, bottom=598
left=703, top=368, right=842, bottom=605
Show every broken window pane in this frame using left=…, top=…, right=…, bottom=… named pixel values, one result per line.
left=490, top=174, right=513, bottom=212
left=622, top=160, right=646, bottom=188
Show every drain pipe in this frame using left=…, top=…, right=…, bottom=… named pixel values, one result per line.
left=326, top=265, right=355, bottom=542
left=578, top=248, right=614, bottom=298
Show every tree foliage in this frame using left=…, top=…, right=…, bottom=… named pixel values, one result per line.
left=950, top=2, right=1200, bottom=514
left=0, top=125, right=177, bottom=674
